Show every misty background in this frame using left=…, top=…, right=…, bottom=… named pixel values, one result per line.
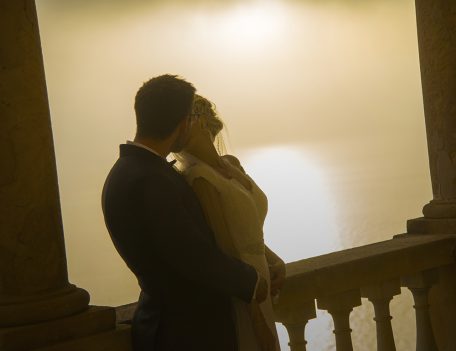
left=36, top=0, right=431, bottom=349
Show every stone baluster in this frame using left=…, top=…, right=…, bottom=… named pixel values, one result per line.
left=274, top=295, right=316, bottom=351
left=283, top=322, right=308, bottom=351
left=361, top=279, right=401, bottom=351
left=317, top=290, right=361, bottom=351
left=402, top=271, right=439, bottom=351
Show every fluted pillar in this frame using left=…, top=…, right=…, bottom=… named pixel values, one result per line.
left=0, top=2, right=134, bottom=350
left=407, top=0, right=456, bottom=234
left=0, top=0, right=89, bottom=326
left=405, top=2, right=456, bottom=350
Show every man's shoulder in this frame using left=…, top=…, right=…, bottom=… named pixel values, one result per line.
left=109, top=156, right=177, bottom=189
left=102, top=158, right=185, bottom=218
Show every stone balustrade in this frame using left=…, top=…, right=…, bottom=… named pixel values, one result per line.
left=274, top=234, right=456, bottom=351
left=114, top=234, right=456, bottom=350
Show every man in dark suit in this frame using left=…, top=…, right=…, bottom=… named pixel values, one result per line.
left=102, top=74, right=267, bottom=351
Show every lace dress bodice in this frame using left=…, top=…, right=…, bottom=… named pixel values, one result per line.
left=183, top=158, right=268, bottom=258
left=180, top=154, right=280, bottom=351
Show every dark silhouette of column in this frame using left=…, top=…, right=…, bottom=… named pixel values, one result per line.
left=0, top=0, right=89, bottom=326
left=406, top=2, right=456, bottom=350
left=407, top=0, right=456, bottom=234
left=0, top=2, right=131, bottom=350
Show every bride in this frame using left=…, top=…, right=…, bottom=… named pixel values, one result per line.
left=176, top=95, right=285, bottom=351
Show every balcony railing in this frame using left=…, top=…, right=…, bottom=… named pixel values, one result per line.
left=115, top=234, right=456, bottom=351
left=274, top=234, right=456, bottom=351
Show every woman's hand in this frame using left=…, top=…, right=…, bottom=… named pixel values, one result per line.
left=269, top=259, right=286, bottom=297
left=254, top=274, right=269, bottom=303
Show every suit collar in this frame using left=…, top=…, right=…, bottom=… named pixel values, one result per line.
left=119, top=143, right=177, bottom=166
left=126, top=140, right=163, bottom=158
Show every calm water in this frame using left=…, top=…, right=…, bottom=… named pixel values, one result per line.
left=35, top=0, right=431, bottom=349
left=240, top=141, right=430, bottom=350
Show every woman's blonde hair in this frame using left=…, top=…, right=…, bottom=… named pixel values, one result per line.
left=191, top=94, right=227, bottom=155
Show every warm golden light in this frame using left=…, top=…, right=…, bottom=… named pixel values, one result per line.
left=215, top=2, right=288, bottom=52
left=35, top=0, right=429, bottom=349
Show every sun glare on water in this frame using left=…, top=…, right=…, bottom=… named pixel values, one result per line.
left=240, top=145, right=341, bottom=262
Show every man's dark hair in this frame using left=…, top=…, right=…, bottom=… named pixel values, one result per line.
left=134, top=74, right=196, bottom=139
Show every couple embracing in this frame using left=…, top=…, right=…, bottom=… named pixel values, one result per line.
left=102, top=74, right=285, bottom=351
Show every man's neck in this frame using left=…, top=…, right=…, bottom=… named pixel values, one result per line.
left=133, top=136, right=171, bottom=158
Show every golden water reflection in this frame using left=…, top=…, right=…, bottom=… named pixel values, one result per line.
left=241, top=145, right=341, bottom=262
left=242, top=142, right=426, bottom=350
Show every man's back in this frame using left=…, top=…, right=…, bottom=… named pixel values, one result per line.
left=102, top=144, right=257, bottom=350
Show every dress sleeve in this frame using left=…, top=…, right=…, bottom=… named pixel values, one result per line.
left=192, top=177, right=261, bottom=302
left=191, top=177, right=241, bottom=260
left=136, top=175, right=258, bottom=303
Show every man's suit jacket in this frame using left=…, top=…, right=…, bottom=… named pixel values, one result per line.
left=102, top=144, right=258, bottom=351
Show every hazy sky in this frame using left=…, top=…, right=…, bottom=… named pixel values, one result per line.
left=35, top=1, right=429, bottom=348
left=36, top=0, right=424, bottom=147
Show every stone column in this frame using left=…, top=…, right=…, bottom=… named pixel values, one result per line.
left=407, top=0, right=456, bottom=234
left=0, top=0, right=89, bottom=327
left=0, top=0, right=89, bottom=326
left=405, top=2, right=456, bottom=351
left=0, top=2, right=133, bottom=350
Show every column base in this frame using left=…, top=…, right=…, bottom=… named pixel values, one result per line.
left=0, top=305, right=121, bottom=351
left=407, top=217, right=456, bottom=235
left=0, top=284, right=90, bottom=327
left=423, top=200, right=456, bottom=219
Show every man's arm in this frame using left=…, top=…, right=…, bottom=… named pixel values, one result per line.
left=134, top=175, right=260, bottom=303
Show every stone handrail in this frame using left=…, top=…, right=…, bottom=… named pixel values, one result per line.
left=274, top=234, right=456, bottom=351
left=114, top=234, right=456, bottom=351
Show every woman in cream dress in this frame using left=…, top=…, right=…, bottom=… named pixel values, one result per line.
left=176, top=95, right=285, bottom=351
